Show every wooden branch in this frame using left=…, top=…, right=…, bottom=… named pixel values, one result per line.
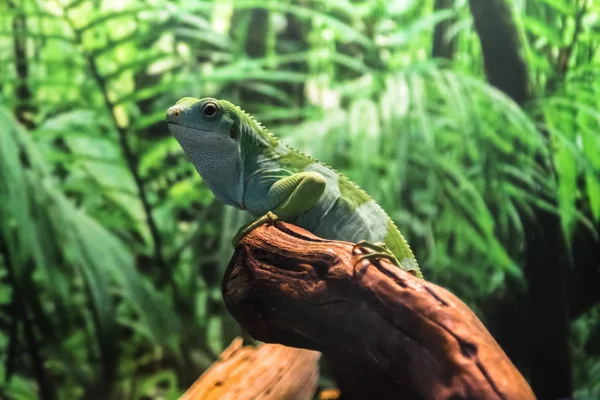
left=181, top=337, right=321, bottom=400
left=222, top=220, right=536, bottom=400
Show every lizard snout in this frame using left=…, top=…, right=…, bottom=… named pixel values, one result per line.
left=166, top=106, right=183, bottom=123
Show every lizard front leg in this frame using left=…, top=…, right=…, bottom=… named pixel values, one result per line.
left=231, top=211, right=279, bottom=246
left=233, top=171, right=326, bottom=247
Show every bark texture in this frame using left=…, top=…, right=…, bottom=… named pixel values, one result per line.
left=222, top=219, right=535, bottom=400
left=181, top=337, right=320, bottom=400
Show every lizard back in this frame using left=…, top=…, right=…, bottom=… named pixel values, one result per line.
left=245, top=143, right=420, bottom=274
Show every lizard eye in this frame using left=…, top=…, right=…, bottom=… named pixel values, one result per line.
left=202, top=102, right=218, bottom=118
left=230, top=125, right=237, bottom=139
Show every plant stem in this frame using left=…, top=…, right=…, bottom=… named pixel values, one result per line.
left=0, top=234, right=55, bottom=400
left=85, top=54, right=168, bottom=280
left=64, top=17, right=169, bottom=286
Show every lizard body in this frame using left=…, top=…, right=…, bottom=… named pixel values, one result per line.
left=166, top=97, right=421, bottom=277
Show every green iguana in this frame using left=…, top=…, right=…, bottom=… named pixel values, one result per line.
left=166, top=97, right=422, bottom=278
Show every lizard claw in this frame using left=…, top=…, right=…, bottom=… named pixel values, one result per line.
left=352, top=240, right=392, bottom=255
left=356, top=251, right=402, bottom=268
left=352, top=240, right=418, bottom=276
left=232, top=212, right=279, bottom=247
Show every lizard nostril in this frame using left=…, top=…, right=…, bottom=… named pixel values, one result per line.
left=167, top=107, right=181, bottom=122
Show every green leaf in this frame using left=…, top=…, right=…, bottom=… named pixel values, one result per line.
left=378, top=9, right=456, bottom=48
left=538, top=0, right=576, bottom=16
left=521, top=15, right=563, bottom=46
left=193, top=0, right=375, bottom=48
left=585, top=173, right=600, bottom=222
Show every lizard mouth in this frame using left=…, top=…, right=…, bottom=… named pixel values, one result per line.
left=167, top=122, right=212, bottom=135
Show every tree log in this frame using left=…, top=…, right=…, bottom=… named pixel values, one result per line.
left=222, top=219, right=536, bottom=400
left=180, top=337, right=320, bottom=400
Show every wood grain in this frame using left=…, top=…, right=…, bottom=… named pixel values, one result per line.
left=181, top=337, right=320, bottom=400
left=222, top=219, right=536, bottom=400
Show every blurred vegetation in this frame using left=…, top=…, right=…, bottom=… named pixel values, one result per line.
left=0, top=0, right=599, bottom=399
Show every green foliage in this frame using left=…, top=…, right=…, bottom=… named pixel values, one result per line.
left=0, top=0, right=599, bottom=398
left=572, top=304, right=600, bottom=398
left=279, top=67, right=559, bottom=293
left=0, top=108, right=185, bottom=398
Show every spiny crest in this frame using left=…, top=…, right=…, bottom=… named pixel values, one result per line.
left=231, top=102, right=419, bottom=271
left=235, top=105, right=377, bottom=216
left=284, top=142, right=378, bottom=214
left=236, top=105, right=279, bottom=147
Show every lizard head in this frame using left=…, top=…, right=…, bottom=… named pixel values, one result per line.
left=166, top=97, right=277, bottom=209
left=166, top=97, right=245, bottom=208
